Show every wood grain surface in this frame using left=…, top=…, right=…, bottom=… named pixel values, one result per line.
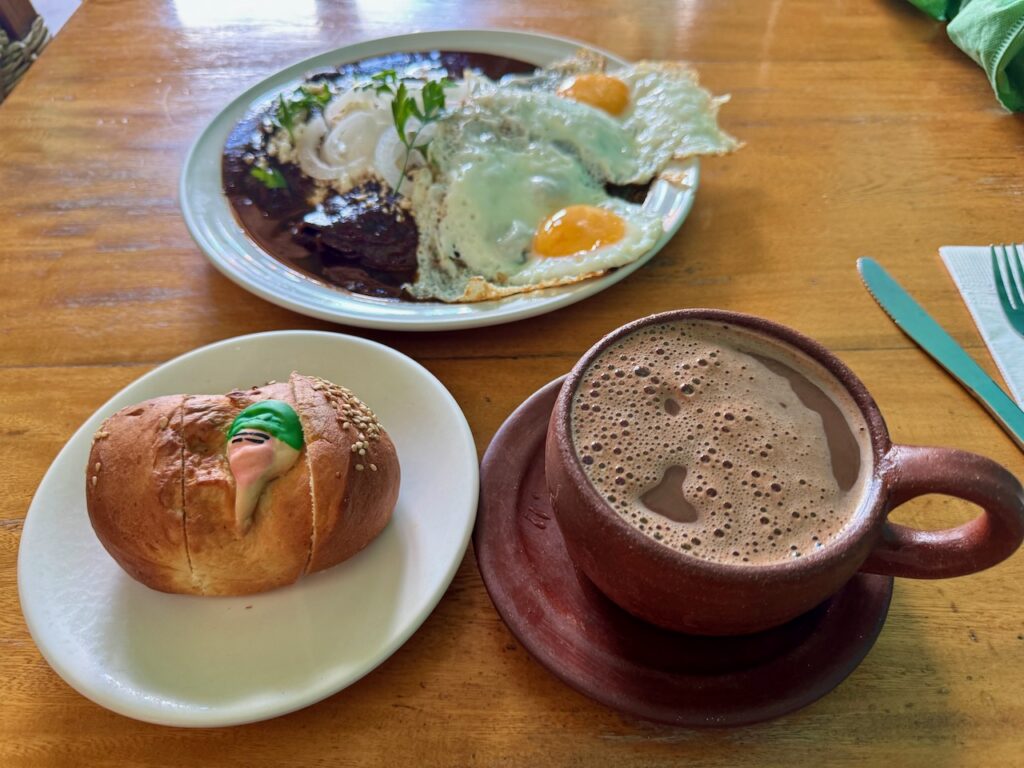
left=2, top=0, right=1023, bottom=765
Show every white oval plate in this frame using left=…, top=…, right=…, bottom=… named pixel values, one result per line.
left=180, top=29, right=699, bottom=331
left=17, top=332, right=478, bottom=727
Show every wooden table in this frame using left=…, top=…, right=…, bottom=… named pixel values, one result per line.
left=2, top=0, right=1023, bottom=764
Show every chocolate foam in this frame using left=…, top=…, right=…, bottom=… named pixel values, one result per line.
left=569, top=320, right=872, bottom=565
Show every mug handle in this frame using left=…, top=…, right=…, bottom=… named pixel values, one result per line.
left=861, top=445, right=1024, bottom=578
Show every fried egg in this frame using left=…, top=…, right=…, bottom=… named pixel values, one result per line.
left=405, top=105, right=662, bottom=302
left=502, top=56, right=741, bottom=184
left=512, top=198, right=660, bottom=285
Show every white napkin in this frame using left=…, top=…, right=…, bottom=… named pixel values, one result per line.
left=940, top=246, right=1024, bottom=408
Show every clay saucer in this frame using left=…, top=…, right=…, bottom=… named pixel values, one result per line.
left=475, top=378, right=894, bottom=727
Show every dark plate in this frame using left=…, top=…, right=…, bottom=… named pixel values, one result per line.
left=475, top=377, right=894, bottom=727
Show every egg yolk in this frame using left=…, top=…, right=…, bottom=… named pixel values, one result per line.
left=556, top=73, right=630, bottom=116
left=533, top=205, right=626, bottom=258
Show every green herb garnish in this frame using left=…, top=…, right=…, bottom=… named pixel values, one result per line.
left=249, top=165, right=288, bottom=190
left=273, top=83, right=332, bottom=141
left=368, top=69, right=400, bottom=94
left=363, top=72, right=452, bottom=194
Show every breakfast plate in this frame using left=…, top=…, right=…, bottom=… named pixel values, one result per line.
left=17, top=332, right=478, bottom=727
left=180, top=29, right=700, bottom=331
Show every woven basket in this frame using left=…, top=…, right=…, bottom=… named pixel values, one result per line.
left=1, top=15, right=51, bottom=103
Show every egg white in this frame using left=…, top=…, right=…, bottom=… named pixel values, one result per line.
left=615, top=61, right=740, bottom=180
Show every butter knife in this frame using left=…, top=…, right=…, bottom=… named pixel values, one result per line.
left=857, top=257, right=1024, bottom=451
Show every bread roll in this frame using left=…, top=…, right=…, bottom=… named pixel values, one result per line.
left=85, top=372, right=400, bottom=596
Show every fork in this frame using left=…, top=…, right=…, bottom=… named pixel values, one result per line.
left=992, top=244, right=1024, bottom=337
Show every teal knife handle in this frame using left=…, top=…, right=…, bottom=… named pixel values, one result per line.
left=857, top=255, right=1024, bottom=451
left=862, top=445, right=1024, bottom=579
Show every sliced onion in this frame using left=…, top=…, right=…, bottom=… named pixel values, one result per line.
left=374, top=129, right=406, bottom=191
left=324, top=88, right=383, bottom=124
left=322, top=110, right=388, bottom=167
left=296, top=116, right=343, bottom=181
left=374, top=119, right=439, bottom=192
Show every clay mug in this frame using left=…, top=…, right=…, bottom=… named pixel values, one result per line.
left=545, top=310, right=1024, bottom=635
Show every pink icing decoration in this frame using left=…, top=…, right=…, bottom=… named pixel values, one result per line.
left=226, top=428, right=301, bottom=530
left=228, top=439, right=276, bottom=491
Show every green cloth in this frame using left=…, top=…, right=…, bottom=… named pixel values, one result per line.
left=909, top=0, right=1024, bottom=111
left=227, top=400, right=304, bottom=450
left=908, top=0, right=961, bottom=21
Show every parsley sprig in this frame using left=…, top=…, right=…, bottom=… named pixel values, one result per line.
left=366, top=70, right=452, bottom=194
left=250, top=83, right=333, bottom=190
left=274, top=83, right=332, bottom=142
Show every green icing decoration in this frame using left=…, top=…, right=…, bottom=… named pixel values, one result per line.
left=227, top=400, right=304, bottom=450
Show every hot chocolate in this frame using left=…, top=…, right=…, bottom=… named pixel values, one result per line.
left=569, top=319, right=872, bottom=565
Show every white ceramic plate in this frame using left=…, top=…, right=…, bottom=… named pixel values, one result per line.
left=180, top=29, right=699, bottom=331
left=17, top=332, right=478, bottom=727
